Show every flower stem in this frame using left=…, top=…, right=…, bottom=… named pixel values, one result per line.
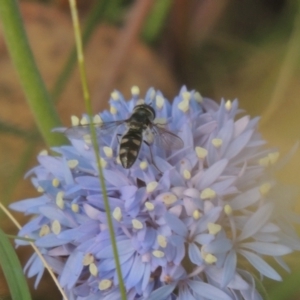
left=0, top=0, right=66, bottom=147
left=68, top=1, right=126, bottom=298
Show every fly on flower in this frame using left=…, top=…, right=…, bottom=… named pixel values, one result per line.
left=61, top=101, right=184, bottom=169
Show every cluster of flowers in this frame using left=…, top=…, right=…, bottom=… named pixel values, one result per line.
left=11, top=86, right=300, bottom=299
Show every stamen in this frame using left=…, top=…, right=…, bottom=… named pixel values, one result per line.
left=146, top=181, right=158, bottom=193
left=200, top=188, right=216, bottom=200
left=183, top=169, right=191, bottom=180
left=80, top=116, right=89, bottom=125
left=140, top=161, right=148, bottom=170
left=110, top=106, right=117, bottom=115
left=51, top=220, right=61, bottom=235
left=99, top=158, right=107, bottom=168
left=160, top=193, right=177, bottom=206
left=192, top=210, right=202, bottom=220
left=131, top=85, right=140, bottom=96
left=259, top=156, right=270, bottom=167
left=268, top=152, right=279, bottom=164
left=204, top=253, right=217, bottom=264
left=132, top=219, right=143, bottom=229
left=83, top=134, right=92, bottom=144
left=39, top=149, right=48, bottom=156
left=112, top=207, right=122, bottom=222
left=178, top=100, right=189, bottom=113
left=225, top=100, right=232, bottom=111
left=157, top=235, right=167, bottom=248
left=93, top=115, right=102, bottom=125
left=89, top=263, right=98, bottom=276
left=194, top=92, right=203, bottom=103
left=155, top=95, right=164, bottom=109
left=52, top=178, right=60, bottom=187
left=67, top=159, right=79, bottom=169
left=71, top=203, right=79, bottom=213
left=224, top=204, right=232, bottom=215
left=152, top=250, right=164, bottom=258
left=207, top=222, right=221, bottom=235
left=39, top=224, right=50, bottom=237
left=37, top=186, right=44, bottom=193
left=145, top=201, right=154, bottom=211
left=56, top=191, right=64, bottom=209
left=99, top=279, right=112, bottom=291
left=103, top=146, right=113, bottom=158
left=195, top=146, right=208, bottom=159
left=212, top=138, right=222, bottom=148
left=259, top=183, right=271, bottom=196
left=82, top=253, right=94, bottom=266
left=71, top=115, right=80, bottom=126
left=182, top=91, right=191, bottom=102
left=111, top=90, right=119, bottom=100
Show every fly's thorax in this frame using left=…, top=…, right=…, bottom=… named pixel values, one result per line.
left=131, top=104, right=155, bottom=124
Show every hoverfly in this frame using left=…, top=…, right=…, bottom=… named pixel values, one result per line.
left=62, top=102, right=184, bottom=170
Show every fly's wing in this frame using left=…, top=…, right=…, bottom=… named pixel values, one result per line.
left=62, top=120, right=126, bottom=140
left=152, top=125, right=184, bottom=150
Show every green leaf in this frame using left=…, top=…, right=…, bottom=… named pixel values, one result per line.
left=0, top=228, right=31, bottom=300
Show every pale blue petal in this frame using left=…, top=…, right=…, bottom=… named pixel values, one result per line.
left=126, top=255, right=144, bottom=289
left=238, top=203, right=273, bottom=241
left=9, top=196, right=49, bottom=212
left=205, top=238, right=232, bottom=254
left=240, top=242, right=292, bottom=256
left=188, top=280, right=232, bottom=300
left=274, top=256, right=290, bottom=273
left=239, top=250, right=281, bottom=281
left=164, top=212, right=188, bottom=237
left=222, top=250, right=237, bottom=288
left=59, top=251, right=85, bottom=288
left=147, top=283, right=176, bottom=300
left=35, top=233, right=70, bottom=247
left=188, top=243, right=203, bottom=265
left=230, top=187, right=260, bottom=210
left=199, top=159, right=228, bottom=189
left=97, top=239, right=134, bottom=258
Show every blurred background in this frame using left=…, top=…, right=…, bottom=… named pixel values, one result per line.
left=0, top=0, right=300, bottom=299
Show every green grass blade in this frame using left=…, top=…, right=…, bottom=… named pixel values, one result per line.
left=0, top=228, right=31, bottom=300
left=0, top=0, right=66, bottom=147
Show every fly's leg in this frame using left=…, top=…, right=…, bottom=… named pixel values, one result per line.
left=144, top=140, right=162, bottom=174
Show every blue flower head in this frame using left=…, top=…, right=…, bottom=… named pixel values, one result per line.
left=10, top=86, right=300, bottom=300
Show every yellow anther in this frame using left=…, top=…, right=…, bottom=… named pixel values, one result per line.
left=80, top=116, right=89, bottom=125
left=39, top=224, right=50, bottom=237
left=71, top=115, right=80, bottom=126
left=259, top=183, right=271, bottom=196
left=192, top=210, right=202, bottom=220
left=259, top=156, right=270, bottom=167
left=207, top=222, right=222, bottom=235
left=56, top=191, right=64, bottom=209
left=224, top=204, right=232, bottom=215
left=67, top=159, right=79, bottom=169
left=82, top=253, right=94, bottom=266
left=268, top=152, right=279, bottom=165
left=140, top=161, right=148, bottom=170
left=181, top=91, right=191, bottom=102
left=160, top=193, right=177, bottom=206
left=156, top=95, right=164, bottom=109
left=200, top=188, right=216, bottom=200
left=132, top=219, right=143, bottom=229
left=225, top=100, right=232, bottom=111
left=195, top=147, right=208, bottom=159
left=111, top=90, right=119, bottom=100
left=51, top=220, right=61, bottom=235
left=131, top=85, right=140, bottom=96
left=194, top=92, right=203, bottom=103
left=89, top=263, right=98, bottom=276
left=99, top=279, right=112, bottom=291
left=71, top=203, right=79, bottom=213
left=112, top=207, right=122, bottom=222
left=37, top=186, right=44, bottom=193
left=145, top=201, right=154, bottom=211
left=93, top=115, right=103, bottom=125
left=178, top=100, right=189, bottom=113
left=212, top=138, right=223, bottom=148
left=157, top=235, right=167, bottom=248
left=103, top=147, right=113, bottom=158
left=152, top=250, right=165, bottom=258
left=110, top=106, right=117, bottom=115
left=183, top=170, right=191, bottom=180
left=52, top=178, right=60, bottom=187
left=39, top=150, right=48, bottom=156
left=204, top=253, right=217, bottom=264
left=146, top=181, right=158, bottom=193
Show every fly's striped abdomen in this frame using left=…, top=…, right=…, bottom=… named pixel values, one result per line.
left=119, top=130, right=143, bottom=168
